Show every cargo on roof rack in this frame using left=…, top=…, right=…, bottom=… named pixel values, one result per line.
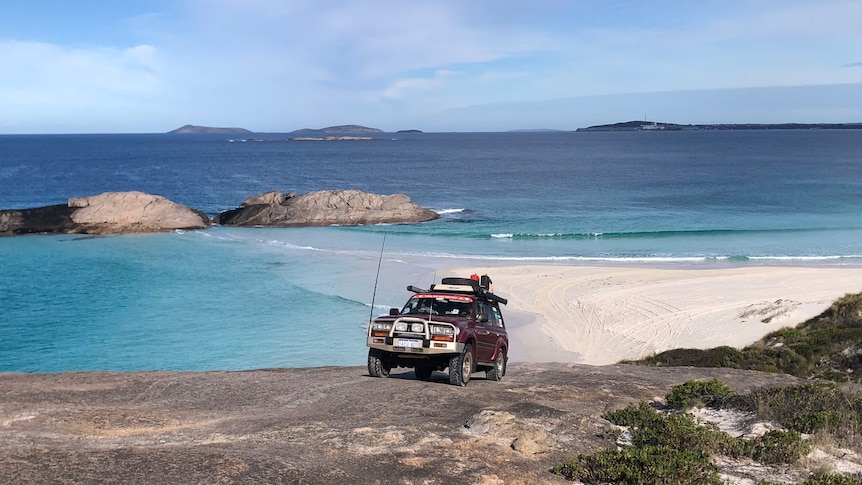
left=408, top=278, right=507, bottom=306
left=441, top=277, right=479, bottom=288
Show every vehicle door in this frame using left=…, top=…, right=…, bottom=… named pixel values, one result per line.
left=487, top=303, right=507, bottom=355
left=475, top=302, right=499, bottom=362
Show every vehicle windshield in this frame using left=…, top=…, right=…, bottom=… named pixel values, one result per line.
left=401, top=297, right=472, bottom=317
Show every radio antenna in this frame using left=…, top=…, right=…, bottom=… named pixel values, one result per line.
left=428, top=270, right=437, bottom=322
left=368, top=233, right=387, bottom=324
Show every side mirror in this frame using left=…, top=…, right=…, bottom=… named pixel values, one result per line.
left=389, top=308, right=399, bottom=316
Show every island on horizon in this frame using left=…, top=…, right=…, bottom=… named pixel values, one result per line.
left=577, top=120, right=862, bottom=132
left=166, top=121, right=862, bottom=136
left=289, top=124, right=383, bottom=134
left=168, top=124, right=386, bottom=135
left=167, top=124, right=253, bottom=134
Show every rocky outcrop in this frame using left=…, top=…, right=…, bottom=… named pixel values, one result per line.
left=0, top=363, right=810, bottom=484
left=215, top=189, right=439, bottom=227
left=0, top=204, right=76, bottom=235
left=0, top=189, right=435, bottom=236
left=288, top=136, right=375, bottom=141
left=0, top=191, right=211, bottom=236
left=239, top=190, right=296, bottom=206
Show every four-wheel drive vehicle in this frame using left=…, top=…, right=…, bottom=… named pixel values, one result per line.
left=366, top=276, right=508, bottom=386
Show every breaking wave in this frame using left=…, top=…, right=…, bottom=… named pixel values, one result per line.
left=485, top=227, right=847, bottom=241
left=434, top=208, right=466, bottom=215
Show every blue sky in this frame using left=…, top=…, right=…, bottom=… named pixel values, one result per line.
left=1, top=0, right=860, bottom=133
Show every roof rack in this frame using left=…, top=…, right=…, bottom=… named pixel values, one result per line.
left=407, top=279, right=508, bottom=305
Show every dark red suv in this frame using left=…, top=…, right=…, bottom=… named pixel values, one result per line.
left=366, top=276, right=508, bottom=386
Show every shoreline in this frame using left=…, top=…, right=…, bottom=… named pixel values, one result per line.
left=447, top=264, right=862, bottom=365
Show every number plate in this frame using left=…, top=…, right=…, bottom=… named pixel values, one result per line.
left=397, top=339, right=421, bottom=348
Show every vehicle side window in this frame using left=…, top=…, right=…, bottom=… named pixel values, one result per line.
left=479, top=302, right=499, bottom=327
left=492, top=305, right=504, bottom=328
left=476, top=303, right=486, bottom=323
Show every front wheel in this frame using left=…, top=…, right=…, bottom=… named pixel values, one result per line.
left=368, top=349, right=391, bottom=378
left=486, top=348, right=507, bottom=381
left=449, top=345, right=474, bottom=387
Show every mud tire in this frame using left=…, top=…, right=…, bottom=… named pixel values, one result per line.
left=448, top=345, right=474, bottom=387
left=368, top=349, right=391, bottom=378
left=486, top=349, right=507, bottom=382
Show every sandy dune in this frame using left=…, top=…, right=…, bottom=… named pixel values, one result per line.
left=449, top=265, right=862, bottom=365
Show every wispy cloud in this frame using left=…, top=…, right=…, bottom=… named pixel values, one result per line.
left=0, top=40, right=164, bottom=119
left=2, top=0, right=862, bottom=132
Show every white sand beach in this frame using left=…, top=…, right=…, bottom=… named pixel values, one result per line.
left=448, top=265, right=862, bottom=365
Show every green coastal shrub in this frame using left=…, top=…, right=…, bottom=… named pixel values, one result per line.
left=602, top=401, right=664, bottom=428
left=733, top=429, right=810, bottom=465
left=665, top=378, right=732, bottom=410
left=621, top=346, right=743, bottom=368
left=603, top=401, right=728, bottom=457
left=633, top=412, right=733, bottom=456
left=728, top=382, right=862, bottom=440
left=557, top=381, right=825, bottom=483
left=557, top=403, right=808, bottom=482
left=789, top=411, right=843, bottom=434
left=739, top=346, right=809, bottom=376
left=827, top=293, right=862, bottom=324
left=809, top=475, right=862, bottom=485
left=552, top=445, right=722, bottom=485
left=608, top=402, right=809, bottom=464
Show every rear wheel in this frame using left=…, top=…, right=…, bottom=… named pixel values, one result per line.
left=486, top=348, right=507, bottom=381
left=449, top=345, right=474, bottom=387
left=415, top=366, right=433, bottom=381
left=368, top=349, right=391, bottom=378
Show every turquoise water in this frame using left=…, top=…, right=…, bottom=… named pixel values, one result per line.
left=0, top=230, right=370, bottom=371
left=2, top=131, right=861, bottom=371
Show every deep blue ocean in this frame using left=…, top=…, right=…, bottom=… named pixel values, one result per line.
left=2, top=130, right=861, bottom=372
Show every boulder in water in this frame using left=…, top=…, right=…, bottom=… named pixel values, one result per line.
left=215, top=189, right=438, bottom=227
left=0, top=191, right=211, bottom=236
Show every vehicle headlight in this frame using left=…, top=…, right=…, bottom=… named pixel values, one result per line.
left=429, top=325, right=455, bottom=336
left=371, top=322, right=392, bottom=331
left=395, top=322, right=408, bottom=331
left=410, top=323, right=425, bottom=332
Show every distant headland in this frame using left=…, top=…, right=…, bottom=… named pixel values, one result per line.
left=577, top=120, right=862, bottom=132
